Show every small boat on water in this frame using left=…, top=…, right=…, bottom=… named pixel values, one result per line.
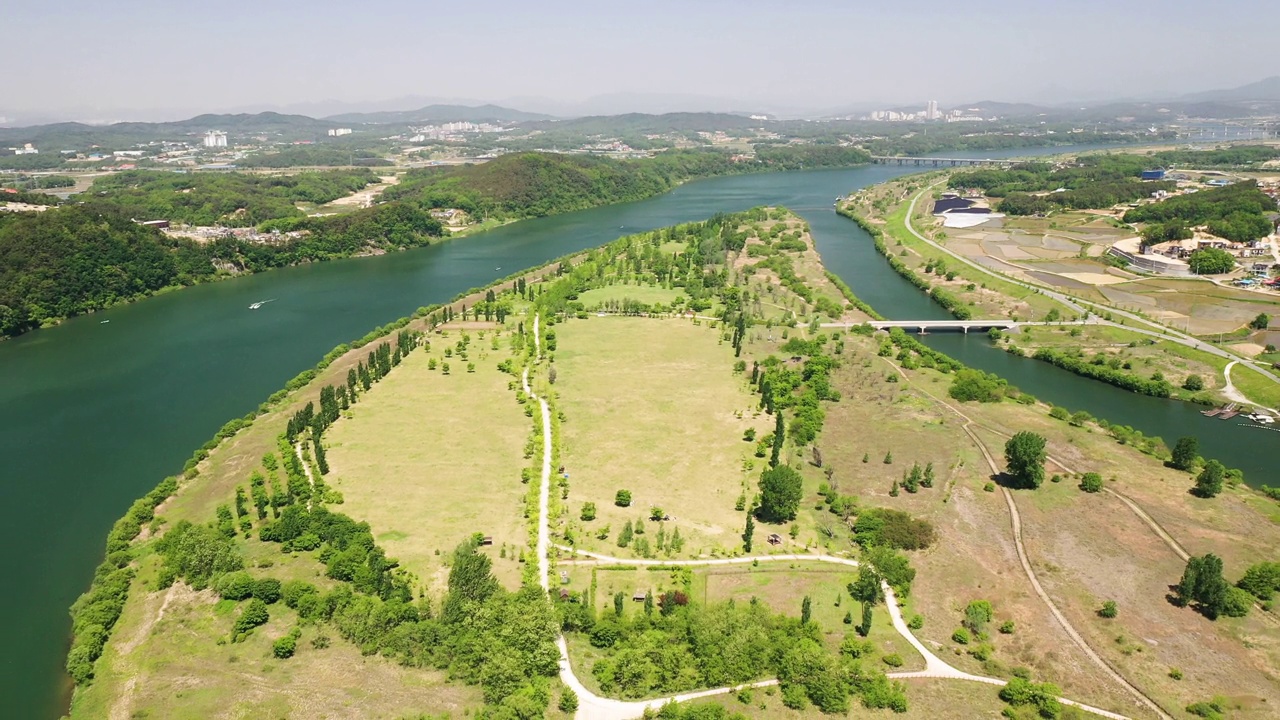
left=248, top=299, right=276, bottom=310
left=100, top=320, right=110, bottom=324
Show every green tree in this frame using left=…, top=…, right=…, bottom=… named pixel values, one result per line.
left=1176, top=553, right=1230, bottom=619
left=1099, top=600, right=1118, bottom=618
left=1078, top=472, right=1103, bottom=493
left=615, top=489, right=632, bottom=507
left=580, top=502, right=597, bottom=521
left=1004, top=431, right=1047, bottom=489
left=1171, top=436, right=1199, bottom=471
left=963, top=600, right=993, bottom=634
left=743, top=514, right=755, bottom=553
left=858, top=602, right=873, bottom=637
left=770, top=411, right=785, bottom=468
left=1237, top=561, right=1280, bottom=601
left=233, top=598, right=270, bottom=637
left=1182, top=375, right=1204, bottom=391
left=757, top=465, right=803, bottom=523
left=1194, top=460, right=1225, bottom=498
left=559, top=688, right=579, bottom=713
left=1250, top=313, right=1270, bottom=330
left=801, top=595, right=812, bottom=625
left=613, top=592, right=625, bottom=617
left=1188, top=247, right=1235, bottom=274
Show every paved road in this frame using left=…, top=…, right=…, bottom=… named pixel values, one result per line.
left=898, top=184, right=1280, bottom=395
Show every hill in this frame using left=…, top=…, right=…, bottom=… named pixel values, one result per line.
left=325, top=103, right=553, bottom=125
left=0, top=111, right=338, bottom=150
left=1181, top=76, right=1280, bottom=103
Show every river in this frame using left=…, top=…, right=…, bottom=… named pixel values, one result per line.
left=2, top=145, right=1274, bottom=718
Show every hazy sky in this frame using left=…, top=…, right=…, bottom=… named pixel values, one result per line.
left=4, top=0, right=1278, bottom=120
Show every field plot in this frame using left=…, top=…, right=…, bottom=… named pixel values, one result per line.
left=554, top=316, right=768, bottom=558
left=1102, top=278, right=1280, bottom=335
left=327, top=328, right=530, bottom=591
left=575, top=284, right=683, bottom=309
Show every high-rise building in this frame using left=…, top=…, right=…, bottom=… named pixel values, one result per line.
left=203, top=131, right=227, bottom=148
left=927, top=100, right=939, bottom=120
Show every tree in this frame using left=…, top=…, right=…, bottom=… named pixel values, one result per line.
left=1237, top=561, right=1280, bottom=601
left=801, top=595, right=812, bottom=625
left=613, top=592, right=625, bottom=617
left=1176, top=553, right=1229, bottom=619
left=743, top=515, right=755, bottom=553
left=559, top=688, right=579, bottom=713
left=1250, top=313, right=1270, bottom=330
left=615, top=490, right=632, bottom=507
left=1099, top=600, right=1118, bottom=618
left=757, top=465, right=803, bottom=523
left=233, top=598, right=270, bottom=637
left=1004, top=432, right=1047, bottom=488
left=649, top=507, right=664, bottom=521
left=1078, top=472, right=1103, bottom=493
left=963, top=600, right=993, bottom=634
left=1188, top=247, right=1235, bottom=275
left=1182, top=375, right=1204, bottom=392
left=858, top=602, right=873, bottom=637
left=1194, top=460, right=1225, bottom=498
left=922, top=462, right=935, bottom=488
left=1171, top=436, right=1199, bottom=471
left=581, top=502, right=597, bottom=521
left=770, top=412, right=785, bottom=468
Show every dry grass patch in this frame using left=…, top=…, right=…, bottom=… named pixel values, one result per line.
left=554, top=316, right=767, bottom=558
left=326, top=332, right=530, bottom=591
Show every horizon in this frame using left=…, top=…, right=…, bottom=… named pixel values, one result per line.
left=4, top=0, right=1280, bottom=125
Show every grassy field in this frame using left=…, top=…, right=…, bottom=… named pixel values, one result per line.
left=326, top=326, right=530, bottom=591
left=1231, top=361, right=1280, bottom=408
left=665, top=678, right=1015, bottom=719
left=72, top=552, right=478, bottom=720
left=553, top=316, right=768, bottom=558
left=575, top=284, right=683, bottom=308
left=1102, top=278, right=1280, bottom=336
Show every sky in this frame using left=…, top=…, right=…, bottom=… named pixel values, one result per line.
left=3, top=0, right=1278, bottom=122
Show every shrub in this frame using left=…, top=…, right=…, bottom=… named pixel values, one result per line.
left=233, top=598, right=270, bottom=638
left=1099, top=600, right=1118, bottom=618
left=1079, top=473, right=1104, bottom=493
left=907, top=614, right=924, bottom=630
left=881, top=653, right=904, bottom=667
left=580, top=502, right=597, bottom=521
left=998, top=620, right=1015, bottom=634
left=272, top=629, right=300, bottom=659
left=614, top=490, right=632, bottom=507
left=952, top=627, right=971, bottom=644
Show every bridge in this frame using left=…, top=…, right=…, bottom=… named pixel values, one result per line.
left=869, top=155, right=1014, bottom=167
left=822, top=319, right=1089, bottom=334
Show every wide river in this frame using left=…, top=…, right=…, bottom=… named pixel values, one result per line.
left=4, top=146, right=1276, bottom=718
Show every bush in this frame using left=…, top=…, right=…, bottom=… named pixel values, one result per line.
left=1099, top=600, right=1118, bottom=618
left=233, top=598, right=270, bottom=638
left=273, top=628, right=300, bottom=659
left=881, top=653, right=904, bottom=667
left=1183, top=375, right=1205, bottom=391
left=998, top=620, right=1015, bottom=634
left=252, top=578, right=282, bottom=604
left=614, top=490, right=632, bottom=507
left=215, top=571, right=255, bottom=600
left=907, top=614, right=924, bottom=630
left=1079, top=473, right=1104, bottom=493
left=952, top=627, right=971, bottom=644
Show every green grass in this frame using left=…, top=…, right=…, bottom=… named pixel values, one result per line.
left=575, top=284, right=682, bottom=308
left=327, top=327, right=531, bottom=591
left=554, top=316, right=768, bottom=559
left=1231, top=362, right=1280, bottom=408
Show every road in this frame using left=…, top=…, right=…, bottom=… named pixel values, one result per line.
left=524, top=316, right=1137, bottom=720
left=898, top=184, right=1280, bottom=395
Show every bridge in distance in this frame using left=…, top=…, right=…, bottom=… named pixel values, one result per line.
left=869, top=155, right=1014, bottom=167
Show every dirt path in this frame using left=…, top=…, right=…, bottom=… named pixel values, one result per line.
left=882, top=360, right=1171, bottom=719
left=531, top=316, right=1136, bottom=720
left=294, top=441, right=316, bottom=510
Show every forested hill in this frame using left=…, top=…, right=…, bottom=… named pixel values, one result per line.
left=382, top=146, right=872, bottom=219
left=0, top=203, right=443, bottom=339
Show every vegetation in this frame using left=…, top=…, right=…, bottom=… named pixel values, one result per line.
left=1194, top=460, right=1226, bottom=498
left=951, top=155, right=1175, bottom=213
left=1188, top=247, right=1236, bottom=275
left=1175, top=553, right=1251, bottom=620
left=86, top=169, right=378, bottom=226
left=852, top=508, right=936, bottom=550
left=1124, top=180, right=1277, bottom=243
left=757, top=465, right=804, bottom=523
left=0, top=202, right=443, bottom=338
left=1004, top=432, right=1047, bottom=489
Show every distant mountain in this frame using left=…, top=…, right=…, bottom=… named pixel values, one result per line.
left=326, top=104, right=554, bottom=125
left=499, top=92, right=777, bottom=118
left=1180, top=76, right=1280, bottom=103
left=528, top=112, right=763, bottom=135
left=0, top=112, right=338, bottom=149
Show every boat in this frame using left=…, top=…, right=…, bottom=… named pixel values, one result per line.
left=248, top=299, right=276, bottom=310
left=100, top=320, right=110, bottom=324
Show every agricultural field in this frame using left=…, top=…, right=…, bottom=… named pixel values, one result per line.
left=326, top=324, right=531, bottom=591
left=1098, top=277, right=1280, bottom=336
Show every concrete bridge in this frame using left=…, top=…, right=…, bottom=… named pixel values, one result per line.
left=822, top=319, right=1089, bottom=334
left=869, top=155, right=1014, bottom=167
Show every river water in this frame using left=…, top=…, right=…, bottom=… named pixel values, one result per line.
left=3, top=146, right=1275, bottom=718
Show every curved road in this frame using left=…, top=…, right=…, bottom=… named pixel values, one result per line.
left=524, top=315, right=1135, bottom=720
left=897, top=183, right=1280, bottom=393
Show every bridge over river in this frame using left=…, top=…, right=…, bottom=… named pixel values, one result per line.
left=823, top=319, right=1089, bottom=333
left=870, top=155, right=1014, bottom=167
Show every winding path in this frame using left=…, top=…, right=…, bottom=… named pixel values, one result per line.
left=523, top=314, right=1136, bottom=720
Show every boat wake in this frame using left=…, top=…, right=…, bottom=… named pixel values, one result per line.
left=248, top=299, right=276, bottom=310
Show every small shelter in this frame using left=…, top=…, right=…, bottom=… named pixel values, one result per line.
left=767, top=533, right=783, bottom=546
left=632, top=590, right=647, bottom=602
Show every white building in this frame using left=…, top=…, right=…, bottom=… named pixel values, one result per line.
left=12, top=143, right=38, bottom=155
left=926, top=100, right=940, bottom=120
left=203, top=131, right=227, bottom=148
left=328, top=128, right=352, bottom=137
